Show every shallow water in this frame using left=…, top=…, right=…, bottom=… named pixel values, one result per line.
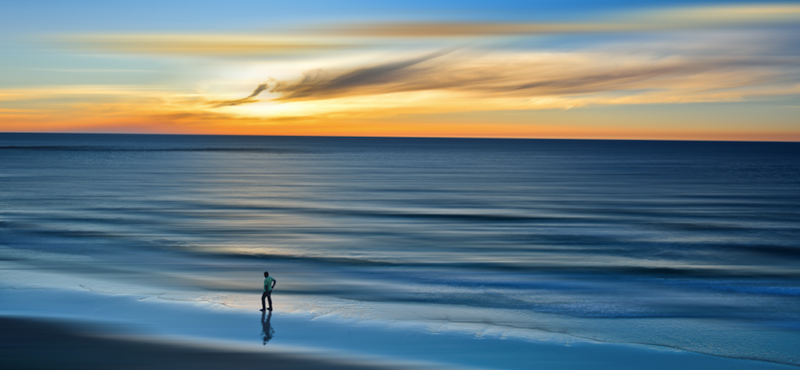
left=1, top=133, right=799, bottom=365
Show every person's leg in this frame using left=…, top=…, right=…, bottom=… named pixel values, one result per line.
left=261, top=292, right=268, bottom=311
left=267, top=291, right=273, bottom=311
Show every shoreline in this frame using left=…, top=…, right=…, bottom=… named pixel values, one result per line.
left=1, top=287, right=797, bottom=370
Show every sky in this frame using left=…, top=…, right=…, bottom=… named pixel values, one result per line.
left=1, top=0, right=799, bottom=140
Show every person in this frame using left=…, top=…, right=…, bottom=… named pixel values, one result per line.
left=261, top=271, right=276, bottom=312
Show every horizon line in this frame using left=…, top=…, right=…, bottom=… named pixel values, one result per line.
left=2, top=131, right=799, bottom=144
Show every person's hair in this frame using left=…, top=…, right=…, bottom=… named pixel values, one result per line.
left=264, top=271, right=269, bottom=277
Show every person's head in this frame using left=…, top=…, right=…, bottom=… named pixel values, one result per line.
left=264, top=271, right=269, bottom=277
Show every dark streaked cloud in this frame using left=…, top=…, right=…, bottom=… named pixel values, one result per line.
left=271, top=50, right=452, bottom=100
left=210, top=83, right=270, bottom=107
left=269, top=50, right=797, bottom=103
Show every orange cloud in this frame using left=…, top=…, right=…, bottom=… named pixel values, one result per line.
left=317, top=4, right=800, bottom=38
left=53, top=34, right=357, bottom=56
left=5, top=107, right=799, bottom=142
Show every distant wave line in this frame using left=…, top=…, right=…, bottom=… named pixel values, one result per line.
left=0, top=145, right=301, bottom=153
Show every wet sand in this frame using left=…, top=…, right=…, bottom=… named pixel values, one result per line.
left=0, top=317, right=419, bottom=370
left=3, top=287, right=799, bottom=370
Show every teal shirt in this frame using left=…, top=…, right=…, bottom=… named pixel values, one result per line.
left=264, top=276, right=275, bottom=292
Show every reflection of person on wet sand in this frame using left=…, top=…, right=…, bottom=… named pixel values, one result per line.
left=260, top=311, right=274, bottom=345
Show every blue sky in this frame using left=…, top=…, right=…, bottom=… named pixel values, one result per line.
left=5, top=0, right=798, bottom=32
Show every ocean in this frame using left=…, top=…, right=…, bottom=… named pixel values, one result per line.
left=1, top=133, right=799, bottom=366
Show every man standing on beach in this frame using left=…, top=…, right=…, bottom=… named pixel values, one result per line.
left=261, top=271, right=276, bottom=312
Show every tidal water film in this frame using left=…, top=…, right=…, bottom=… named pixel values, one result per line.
left=1, top=133, right=799, bottom=368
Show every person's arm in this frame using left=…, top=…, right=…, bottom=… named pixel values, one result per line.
left=271, top=279, right=277, bottom=290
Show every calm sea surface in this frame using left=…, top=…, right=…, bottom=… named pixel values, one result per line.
left=1, top=133, right=799, bottom=364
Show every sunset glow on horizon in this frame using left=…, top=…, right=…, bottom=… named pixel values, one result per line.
left=1, top=1, right=799, bottom=141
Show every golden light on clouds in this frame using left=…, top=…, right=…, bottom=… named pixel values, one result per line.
left=318, top=4, right=800, bottom=38
left=55, top=34, right=356, bottom=56
left=654, top=4, right=800, bottom=24
left=4, top=47, right=797, bottom=134
left=320, top=22, right=636, bottom=38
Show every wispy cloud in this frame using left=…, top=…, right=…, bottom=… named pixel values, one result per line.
left=271, top=50, right=452, bottom=100
left=54, top=34, right=356, bottom=56
left=317, top=4, right=800, bottom=38
left=0, top=85, right=179, bottom=102
left=318, top=22, right=633, bottom=38
left=268, top=50, right=797, bottom=104
left=652, top=4, right=800, bottom=24
left=209, top=82, right=271, bottom=107
left=52, top=5, right=800, bottom=55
